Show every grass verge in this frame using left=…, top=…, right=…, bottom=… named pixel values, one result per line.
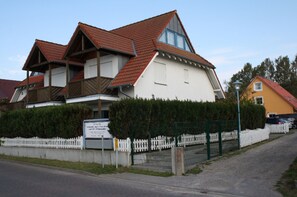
left=277, top=157, right=297, bottom=197
left=0, top=154, right=172, bottom=177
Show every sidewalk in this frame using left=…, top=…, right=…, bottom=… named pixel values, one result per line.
left=105, top=131, right=297, bottom=197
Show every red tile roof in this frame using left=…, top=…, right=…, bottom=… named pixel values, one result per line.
left=0, top=79, right=21, bottom=100
left=23, top=40, right=83, bottom=70
left=110, top=10, right=176, bottom=86
left=155, top=42, right=214, bottom=68
left=64, top=23, right=135, bottom=58
left=36, top=39, right=66, bottom=61
left=17, top=75, right=44, bottom=87
left=109, top=10, right=214, bottom=87
left=256, top=76, right=297, bottom=110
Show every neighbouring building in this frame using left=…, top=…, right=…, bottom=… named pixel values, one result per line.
left=10, top=10, right=225, bottom=118
left=243, top=76, right=297, bottom=116
left=0, top=78, right=20, bottom=101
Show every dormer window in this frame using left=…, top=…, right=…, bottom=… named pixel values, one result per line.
left=254, top=82, right=263, bottom=91
left=159, top=29, right=191, bottom=52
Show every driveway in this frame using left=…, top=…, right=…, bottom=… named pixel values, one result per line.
left=106, top=130, right=297, bottom=197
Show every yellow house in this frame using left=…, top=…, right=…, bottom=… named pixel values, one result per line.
left=243, top=76, right=297, bottom=116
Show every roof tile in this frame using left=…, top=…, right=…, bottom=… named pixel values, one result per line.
left=257, top=76, right=297, bottom=110
left=0, top=79, right=20, bottom=100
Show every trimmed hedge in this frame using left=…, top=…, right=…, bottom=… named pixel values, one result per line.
left=0, top=104, right=92, bottom=138
left=109, top=99, right=266, bottom=139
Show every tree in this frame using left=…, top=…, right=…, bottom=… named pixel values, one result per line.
left=253, top=58, right=275, bottom=80
left=274, top=56, right=291, bottom=85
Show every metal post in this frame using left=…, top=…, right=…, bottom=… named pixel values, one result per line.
left=101, top=135, right=104, bottom=168
left=218, top=123, right=222, bottom=156
left=236, top=89, right=241, bottom=149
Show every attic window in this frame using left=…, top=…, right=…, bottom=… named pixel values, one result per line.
left=159, top=29, right=191, bottom=52
left=254, top=82, right=262, bottom=91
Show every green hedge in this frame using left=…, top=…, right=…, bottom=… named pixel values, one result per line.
left=0, top=104, right=92, bottom=138
left=109, top=99, right=266, bottom=139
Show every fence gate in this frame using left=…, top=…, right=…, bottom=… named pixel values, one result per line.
left=205, top=120, right=238, bottom=160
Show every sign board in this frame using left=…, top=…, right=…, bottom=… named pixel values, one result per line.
left=83, top=119, right=113, bottom=149
left=84, top=120, right=112, bottom=138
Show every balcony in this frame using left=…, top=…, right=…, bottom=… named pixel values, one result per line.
left=28, top=87, right=64, bottom=103
left=68, top=77, right=116, bottom=98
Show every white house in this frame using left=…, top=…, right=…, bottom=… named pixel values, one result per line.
left=10, top=10, right=225, bottom=118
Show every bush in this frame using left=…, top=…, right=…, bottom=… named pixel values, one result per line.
left=0, top=104, right=92, bottom=138
left=109, top=98, right=266, bottom=139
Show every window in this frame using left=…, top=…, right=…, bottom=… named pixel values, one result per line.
left=167, top=31, right=175, bottom=46
left=184, top=69, right=189, bottom=84
left=254, top=82, right=262, bottom=91
left=254, top=96, right=264, bottom=105
left=176, top=34, right=184, bottom=49
left=159, top=29, right=192, bottom=52
left=154, top=61, right=167, bottom=85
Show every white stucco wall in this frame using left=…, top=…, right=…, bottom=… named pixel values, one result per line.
left=44, top=67, right=66, bottom=87
left=10, top=88, right=27, bottom=102
left=84, top=55, right=121, bottom=79
left=133, top=56, right=216, bottom=102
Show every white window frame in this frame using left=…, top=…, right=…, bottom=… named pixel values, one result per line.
left=154, top=61, right=167, bottom=86
left=254, top=96, right=264, bottom=105
left=254, top=82, right=263, bottom=91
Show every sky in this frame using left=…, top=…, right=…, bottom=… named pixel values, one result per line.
left=1, top=0, right=297, bottom=89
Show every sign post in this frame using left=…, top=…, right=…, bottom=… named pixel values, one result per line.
left=114, top=138, right=119, bottom=168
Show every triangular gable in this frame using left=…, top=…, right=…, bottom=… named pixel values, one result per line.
left=63, top=23, right=135, bottom=59
left=23, top=40, right=67, bottom=70
left=254, top=76, right=297, bottom=110
left=158, top=14, right=195, bottom=53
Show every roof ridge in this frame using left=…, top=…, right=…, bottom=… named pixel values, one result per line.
left=35, top=39, right=66, bottom=47
left=78, top=22, right=134, bottom=41
left=111, top=10, right=176, bottom=31
left=0, top=78, right=21, bottom=82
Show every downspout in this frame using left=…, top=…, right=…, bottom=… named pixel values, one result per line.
left=119, top=86, right=131, bottom=98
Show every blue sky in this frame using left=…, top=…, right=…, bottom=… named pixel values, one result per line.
left=1, top=0, right=297, bottom=89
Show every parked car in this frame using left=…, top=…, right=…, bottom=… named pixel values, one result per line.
left=266, top=117, right=285, bottom=125
left=279, top=118, right=293, bottom=129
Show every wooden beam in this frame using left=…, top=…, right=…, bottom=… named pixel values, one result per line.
left=26, top=70, right=29, bottom=104
left=49, top=64, right=52, bottom=101
left=66, top=58, right=69, bottom=98
left=97, top=50, right=101, bottom=94
left=82, top=35, right=85, bottom=51
left=68, top=47, right=96, bottom=57
left=98, top=99, right=102, bottom=118
left=38, top=50, right=41, bottom=64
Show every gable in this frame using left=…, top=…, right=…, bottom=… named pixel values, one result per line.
left=158, top=14, right=194, bottom=53
left=245, top=77, right=297, bottom=113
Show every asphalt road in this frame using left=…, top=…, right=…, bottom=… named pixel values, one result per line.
left=108, top=130, right=297, bottom=197
left=0, top=159, right=208, bottom=197
left=1, top=131, right=296, bottom=197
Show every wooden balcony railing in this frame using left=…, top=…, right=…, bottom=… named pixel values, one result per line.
left=28, top=87, right=63, bottom=103
left=68, top=77, right=116, bottom=98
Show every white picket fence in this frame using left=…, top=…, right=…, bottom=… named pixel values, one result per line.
left=240, top=128, right=270, bottom=148
left=0, top=124, right=287, bottom=152
left=0, top=136, right=83, bottom=149
left=117, top=131, right=238, bottom=153
left=265, top=123, right=289, bottom=134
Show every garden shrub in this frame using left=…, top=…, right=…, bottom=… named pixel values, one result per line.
left=109, top=98, right=266, bottom=139
left=0, top=104, right=92, bottom=138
